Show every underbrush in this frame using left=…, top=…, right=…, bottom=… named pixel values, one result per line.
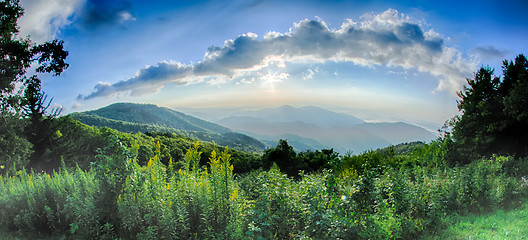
left=1, top=139, right=527, bottom=239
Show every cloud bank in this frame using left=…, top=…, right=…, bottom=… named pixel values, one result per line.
left=79, top=9, right=477, bottom=100
left=19, top=0, right=136, bottom=42
left=19, top=0, right=82, bottom=43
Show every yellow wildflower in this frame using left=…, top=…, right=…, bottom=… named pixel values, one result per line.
left=230, top=188, right=239, bottom=201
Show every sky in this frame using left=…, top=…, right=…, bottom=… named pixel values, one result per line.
left=18, top=0, right=528, bottom=127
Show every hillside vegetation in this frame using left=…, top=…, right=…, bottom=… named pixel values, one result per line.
left=72, top=103, right=232, bottom=133
left=70, top=103, right=267, bottom=153
left=1, top=137, right=527, bottom=239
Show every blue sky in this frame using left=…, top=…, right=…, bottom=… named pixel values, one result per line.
left=18, top=0, right=528, bottom=126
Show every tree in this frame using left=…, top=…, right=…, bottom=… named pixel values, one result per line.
left=0, top=0, right=69, bottom=170
left=451, top=54, right=528, bottom=162
left=297, top=148, right=339, bottom=172
left=498, top=54, right=528, bottom=155
left=262, top=139, right=299, bottom=176
left=22, top=76, right=63, bottom=169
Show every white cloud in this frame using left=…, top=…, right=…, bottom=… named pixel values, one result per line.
left=79, top=9, right=477, bottom=100
left=303, top=67, right=319, bottom=80
left=19, top=0, right=82, bottom=43
left=119, top=11, right=136, bottom=23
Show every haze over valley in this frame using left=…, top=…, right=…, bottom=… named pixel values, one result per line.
left=181, top=105, right=436, bottom=153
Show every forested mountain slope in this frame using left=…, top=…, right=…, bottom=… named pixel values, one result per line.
left=70, top=103, right=266, bottom=153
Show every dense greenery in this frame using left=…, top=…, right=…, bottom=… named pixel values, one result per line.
left=70, top=103, right=267, bottom=153
left=0, top=0, right=68, bottom=170
left=1, top=137, right=527, bottom=239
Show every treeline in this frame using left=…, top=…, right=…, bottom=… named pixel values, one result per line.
left=449, top=54, right=528, bottom=162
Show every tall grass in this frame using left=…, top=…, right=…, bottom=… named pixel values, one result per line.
left=1, top=139, right=527, bottom=239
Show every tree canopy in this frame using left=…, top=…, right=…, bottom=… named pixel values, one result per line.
left=0, top=0, right=69, bottom=170
left=451, top=54, right=528, bottom=162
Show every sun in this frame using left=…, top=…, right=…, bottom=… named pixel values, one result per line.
left=260, top=71, right=289, bottom=92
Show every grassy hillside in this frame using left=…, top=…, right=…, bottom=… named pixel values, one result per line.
left=70, top=103, right=267, bottom=153
left=77, top=102, right=231, bottom=133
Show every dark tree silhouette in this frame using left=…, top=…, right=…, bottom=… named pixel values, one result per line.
left=0, top=0, right=69, bottom=170
left=451, top=54, right=528, bottom=162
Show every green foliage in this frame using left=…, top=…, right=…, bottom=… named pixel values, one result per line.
left=1, top=96, right=528, bottom=240
left=48, top=116, right=107, bottom=169
left=0, top=167, right=100, bottom=238
left=0, top=113, right=262, bottom=175
left=69, top=102, right=267, bottom=153
left=1, top=137, right=528, bottom=239
left=262, top=139, right=338, bottom=177
left=117, top=141, right=243, bottom=239
left=1, top=0, right=68, bottom=171
left=0, top=114, right=32, bottom=173
left=92, top=135, right=138, bottom=234
left=421, top=201, right=528, bottom=240
left=452, top=54, right=528, bottom=161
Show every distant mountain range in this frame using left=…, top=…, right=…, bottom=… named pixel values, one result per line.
left=69, top=103, right=266, bottom=153
left=70, top=103, right=437, bottom=155
left=228, top=105, right=365, bottom=128
left=211, top=105, right=437, bottom=154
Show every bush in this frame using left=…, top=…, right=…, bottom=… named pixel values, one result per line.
left=2, top=138, right=527, bottom=239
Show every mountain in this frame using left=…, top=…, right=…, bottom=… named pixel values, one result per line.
left=69, top=103, right=267, bottom=153
left=215, top=105, right=436, bottom=154
left=228, top=105, right=365, bottom=128
left=74, top=102, right=231, bottom=133
left=217, top=117, right=391, bottom=153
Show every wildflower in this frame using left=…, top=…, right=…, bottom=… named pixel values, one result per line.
left=230, top=189, right=239, bottom=201
left=341, top=195, right=347, bottom=201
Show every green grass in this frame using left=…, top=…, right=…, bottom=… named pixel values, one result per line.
left=422, top=201, right=528, bottom=240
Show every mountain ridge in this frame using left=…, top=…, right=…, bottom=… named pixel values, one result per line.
left=69, top=103, right=267, bottom=153
left=213, top=105, right=436, bottom=153
left=78, top=102, right=231, bottom=133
